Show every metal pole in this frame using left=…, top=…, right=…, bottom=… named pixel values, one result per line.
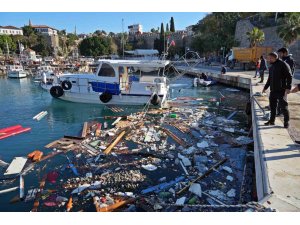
left=163, top=32, right=165, bottom=59
left=122, top=19, right=124, bottom=59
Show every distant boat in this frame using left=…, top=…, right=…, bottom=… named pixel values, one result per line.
left=41, top=59, right=170, bottom=106
left=193, top=77, right=217, bottom=87
left=34, top=65, right=55, bottom=82
left=7, top=65, right=27, bottom=79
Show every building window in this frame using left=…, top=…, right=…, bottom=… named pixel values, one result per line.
left=98, top=63, right=115, bottom=77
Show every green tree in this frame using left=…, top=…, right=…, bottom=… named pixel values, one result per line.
left=246, top=27, right=265, bottom=47
left=277, top=12, right=300, bottom=46
left=94, top=30, right=107, bottom=36
left=150, top=28, right=156, bottom=33
left=170, top=17, right=175, bottom=32
left=108, top=32, right=115, bottom=37
left=166, top=23, right=170, bottom=32
left=79, top=36, right=112, bottom=57
left=31, top=35, right=52, bottom=57
left=158, top=23, right=165, bottom=54
left=191, top=13, right=254, bottom=55
left=0, top=35, right=16, bottom=54
left=160, top=23, right=165, bottom=38
left=66, top=33, right=78, bottom=48
left=22, top=25, right=35, bottom=36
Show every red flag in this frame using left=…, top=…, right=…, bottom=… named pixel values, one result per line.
left=170, top=40, right=175, bottom=46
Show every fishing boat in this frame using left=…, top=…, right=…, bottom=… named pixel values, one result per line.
left=7, top=65, right=27, bottom=78
left=41, top=60, right=170, bottom=106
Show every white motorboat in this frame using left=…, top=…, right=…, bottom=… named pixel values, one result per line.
left=7, top=65, right=27, bottom=78
left=41, top=60, right=170, bottom=106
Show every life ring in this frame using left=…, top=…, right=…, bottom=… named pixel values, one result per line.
left=150, top=94, right=161, bottom=106
left=99, top=92, right=112, bottom=103
left=62, top=80, right=72, bottom=90
left=50, top=86, right=64, bottom=98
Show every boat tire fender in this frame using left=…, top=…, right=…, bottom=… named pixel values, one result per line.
left=50, top=86, right=64, bottom=98
left=151, top=94, right=160, bottom=106
left=99, top=92, right=112, bottom=103
left=62, top=80, right=72, bottom=90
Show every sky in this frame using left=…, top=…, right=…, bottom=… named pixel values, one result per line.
left=0, top=12, right=206, bottom=34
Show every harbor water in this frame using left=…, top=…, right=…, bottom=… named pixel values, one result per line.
left=0, top=75, right=250, bottom=211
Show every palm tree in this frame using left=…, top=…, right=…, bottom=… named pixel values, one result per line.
left=246, top=27, right=265, bottom=47
left=277, top=12, right=300, bottom=46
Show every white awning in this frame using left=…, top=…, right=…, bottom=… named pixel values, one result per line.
left=125, top=49, right=159, bottom=56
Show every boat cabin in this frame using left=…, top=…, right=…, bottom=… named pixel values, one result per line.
left=92, top=60, right=169, bottom=94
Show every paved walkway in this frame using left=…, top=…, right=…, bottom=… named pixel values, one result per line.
left=176, top=65, right=300, bottom=211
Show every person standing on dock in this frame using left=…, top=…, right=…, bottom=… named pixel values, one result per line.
left=278, top=48, right=295, bottom=76
left=277, top=48, right=296, bottom=116
left=258, top=55, right=267, bottom=83
left=253, top=58, right=261, bottom=78
left=262, top=52, right=292, bottom=128
left=221, top=65, right=227, bottom=75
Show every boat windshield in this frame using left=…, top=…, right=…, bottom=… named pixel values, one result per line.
left=98, top=63, right=115, bottom=77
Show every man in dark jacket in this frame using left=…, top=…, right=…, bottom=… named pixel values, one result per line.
left=278, top=47, right=295, bottom=75
left=258, top=55, right=267, bottom=83
left=262, top=52, right=292, bottom=128
left=277, top=48, right=296, bottom=115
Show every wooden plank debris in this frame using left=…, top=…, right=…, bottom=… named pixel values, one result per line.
left=177, top=158, right=227, bottom=195
left=161, top=127, right=189, bottom=148
left=103, top=130, right=126, bottom=155
left=81, top=122, right=88, bottom=138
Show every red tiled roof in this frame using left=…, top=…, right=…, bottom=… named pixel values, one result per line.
left=32, top=25, right=57, bottom=31
left=0, top=25, right=22, bottom=30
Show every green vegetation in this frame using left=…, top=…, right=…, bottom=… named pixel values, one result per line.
left=277, top=12, right=300, bottom=46
left=0, top=35, right=16, bottom=54
left=166, top=23, right=170, bottom=32
left=246, top=27, right=265, bottom=47
left=79, top=36, right=113, bottom=57
left=191, top=13, right=254, bottom=55
left=170, top=17, right=175, bottom=32
left=31, top=35, right=53, bottom=57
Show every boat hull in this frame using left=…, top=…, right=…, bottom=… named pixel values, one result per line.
left=41, top=84, right=167, bottom=106
left=8, top=71, right=27, bottom=78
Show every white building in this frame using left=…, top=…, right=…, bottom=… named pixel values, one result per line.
left=0, top=26, right=23, bottom=36
left=29, top=21, right=59, bottom=50
left=128, top=24, right=143, bottom=35
left=31, top=25, right=58, bottom=36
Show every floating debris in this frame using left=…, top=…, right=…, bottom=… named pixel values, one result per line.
left=4, top=157, right=27, bottom=176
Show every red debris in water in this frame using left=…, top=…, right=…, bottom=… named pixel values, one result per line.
left=47, top=171, right=59, bottom=184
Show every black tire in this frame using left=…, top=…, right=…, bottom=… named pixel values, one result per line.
left=99, top=92, right=112, bottom=103
left=50, top=86, right=64, bottom=98
left=150, top=94, right=161, bottom=106
left=62, top=80, right=72, bottom=90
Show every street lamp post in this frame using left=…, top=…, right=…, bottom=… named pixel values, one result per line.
left=221, top=47, right=225, bottom=64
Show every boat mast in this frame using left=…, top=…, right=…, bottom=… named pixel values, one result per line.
left=122, top=18, right=125, bottom=59
left=5, top=39, right=10, bottom=65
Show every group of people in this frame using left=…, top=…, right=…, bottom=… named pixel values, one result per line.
left=261, top=47, right=298, bottom=130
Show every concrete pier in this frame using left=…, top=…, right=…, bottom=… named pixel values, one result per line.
left=177, top=65, right=300, bottom=211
